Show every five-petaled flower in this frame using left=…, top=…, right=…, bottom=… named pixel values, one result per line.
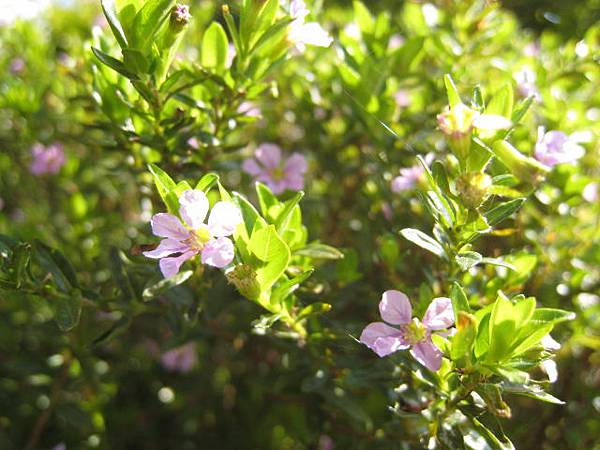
left=534, top=127, right=585, bottom=167
left=30, top=143, right=65, bottom=176
left=144, top=189, right=242, bottom=277
left=243, top=143, right=307, bottom=194
left=360, top=290, right=454, bottom=371
left=288, top=0, right=333, bottom=52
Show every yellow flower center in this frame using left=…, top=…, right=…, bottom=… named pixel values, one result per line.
left=187, top=226, right=211, bottom=251
left=403, top=318, right=427, bottom=345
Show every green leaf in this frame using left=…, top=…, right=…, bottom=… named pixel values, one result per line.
left=353, top=1, right=374, bottom=34
left=487, top=295, right=517, bottom=361
left=93, top=316, right=132, bottom=346
left=531, top=308, right=576, bottom=325
left=275, top=192, right=304, bottom=234
left=510, top=95, right=534, bottom=124
left=400, top=228, right=445, bottom=258
left=101, top=0, right=129, bottom=48
left=248, top=225, right=291, bottom=293
left=456, top=251, right=482, bottom=271
left=486, top=83, right=514, bottom=118
left=501, top=383, right=564, bottom=404
left=294, top=243, right=344, bottom=260
left=450, top=311, right=477, bottom=363
left=195, top=173, right=219, bottom=192
left=444, top=74, right=461, bottom=107
left=270, top=269, right=314, bottom=306
left=91, top=47, right=140, bottom=80
left=297, top=302, right=332, bottom=322
left=450, top=282, right=471, bottom=319
left=491, top=366, right=529, bottom=384
left=201, top=22, right=229, bottom=73
left=234, top=192, right=263, bottom=236
left=485, top=198, right=525, bottom=227
left=148, top=163, right=179, bottom=213
left=256, top=182, right=278, bottom=217
left=132, top=0, right=175, bottom=51
left=53, top=290, right=82, bottom=332
left=109, top=247, right=137, bottom=301
left=33, top=240, right=76, bottom=293
left=142, top=270, right=193, bottom=301
left=469, top=416, right=515, bottom=450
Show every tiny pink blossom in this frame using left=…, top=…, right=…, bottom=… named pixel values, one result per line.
left=318, top=435, right=335, bottom=450
left=29, top=143, right=65, bottom=176
left=161, top=342, right=197, bottom=373
left=391, top=154, right=433, bottom=193
left=9, top=57, right=25, bottom=75
left=394, top=89, right=411, bottom=109
left=144, top=189, right=242, bottom=277
left=514, top=68, right=539, bottom=99
left=388, top=34, right=405, bottom=51
left=360, top=290, right=454, bottom=371
left=534, top=127, right=585, bottom=167
left=237, top=101, right=261, bottom=118
left=243, top=143, right=308, bottom=194
left=583, top=182, right=598, bottom=203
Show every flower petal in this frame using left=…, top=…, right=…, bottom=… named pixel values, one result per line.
left=284, top=152, right=308, bottom=175
left=473, top=114, right=512, bottom=130
left=201, top=237, right=235, bottom=268
left=158, top=250, right=196, bottom=278
left=255, top=143, right=282, bottom=169
left=379, top=290, right=412, bottom=325
left=360, top=322, right=408, bottom=357
left=410, top=338, right=443, bottom=371
left=422, top=297, right=454, bottom=330
left=143, top=238, right=189, bottom=259
left=150, top=213, right=188, bottom=239
left=242, top=158, right=263, bottom=176
left=179, top=189, right=209, bottom=229
left=207, top=202, right=242, bottom=237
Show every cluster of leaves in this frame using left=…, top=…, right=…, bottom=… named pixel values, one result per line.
left=0, top=0, right=598, bottom=449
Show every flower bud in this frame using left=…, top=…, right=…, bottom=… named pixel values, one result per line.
left=226, top=264, right=261, bottom=301
left=492, top=140, right=549, bottom=185
left=437, top=103, right=479, bottom=162
left=456, top=172, right=492, bottom=209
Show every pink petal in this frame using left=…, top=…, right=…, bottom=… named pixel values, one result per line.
left=410, top=338, right=443, bottom=371
left=360, top=322, right=408, bottom=357
left=255, top=143, right=282, bottom=169
left=283, top=173, right=305, bottom=192
left=179, top=189, right=209, bottom=229
left=150, top=213, right=189, bottom=240
left=143, top=238, right=189, bottom=259
left=284, top=153, right=308, bottom=174
left=201, top=237, right=235, bottom=268
left=207, top=202, right=242, bottom=237
left=379, top=290, right=412, bottom=325
left=422, top=297, right=454, bottom=330
left=242, top=158, right=263, bottom=176
left=267, top=178, right=287, bottom=195
left=159, top=250, right=196, bottom=278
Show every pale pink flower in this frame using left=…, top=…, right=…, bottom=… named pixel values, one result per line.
left=360, top=291, right=454, bottom=371
left=514, top=67, right=539, bottom=99
left=318, top=435, right=335, bottom=450
left=388, top=34, right=405, bottom=51
left=144, top=189, right=242, bottom=277
left=9, top=57, right=25, bottom=75
left=534, top=127, right=585, bottom=167
left=583, top=182, right=598, bottom=203
left=288, top=0, right=333, bottom=52
left=394, top=89, right=411, bottom=109
left=237, top=101, right=261, bottom=118
left=161, top=342, right=197, bottom=373
left=391, top=154, right=433, bottom=193
left=29, top=143, right=65, bottom=176
left=242, top=143, right=307, bottom=194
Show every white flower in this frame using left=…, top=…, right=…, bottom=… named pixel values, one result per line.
left=288, top=0, right=333, bottom=52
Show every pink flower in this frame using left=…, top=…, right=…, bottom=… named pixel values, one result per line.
left=9, top=57, right=25, bottom=75
left=144, top=189, right=242, bottom=277
left=242, top=143, right=307, bottom=194
left=394, top=89, right=411, bottom=108
left=161, top=342, right=197, bottom=373
left=534, top=127, right=585, bottom=167
left=237, top=101, right=261, bottom=118
left=360, top=291, right=454, bottom=371
left=514, top=68, right=539, bottom=99
left=288, top=0, right=333, bottom=52
left=29, top=143, right=65, bottom=176
left=583, top=182, right=598, bottom=203
left=391, top=154, right=433, bottom=193
left=318, top=435, right=335, bottom=450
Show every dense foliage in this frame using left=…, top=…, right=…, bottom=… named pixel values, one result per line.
left=0, top=1, right=599, bottom=449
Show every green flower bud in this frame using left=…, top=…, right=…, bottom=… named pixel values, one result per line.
left=226, top=264, right=261, bottom=301
left=492, top=140, right=549, bottom=185
left=437, top=103, right=478, bottom=162
left=456, top=172, right=492, bottom=209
